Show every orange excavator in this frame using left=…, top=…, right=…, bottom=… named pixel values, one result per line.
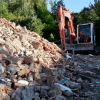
left=57, top=5, right=76, bottom=50
left=57, top=5, right=99, bottom=55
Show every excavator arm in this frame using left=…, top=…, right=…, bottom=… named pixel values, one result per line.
left=57, top=5, right=76, bottom=50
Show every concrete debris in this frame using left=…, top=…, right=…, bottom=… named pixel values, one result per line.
left=0, top=18, right=100, bottom=100
left=17, top=80, right=29, bottom=85
left=54, top=83, right=73, bottom=96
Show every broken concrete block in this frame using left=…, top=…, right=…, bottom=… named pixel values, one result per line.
left=34, top=93, right=40, bottom=100
left=0, top=91, right=10, bottom=100
left=89, top=54, right=93, bottom=57
left=16, top=58, right=24, bottom=66
left=51, top=83, right=62, bottom=96
left=18, top=68, right=30, bottom=76
left=34, top=72, right=40, bottom=80
left=17, top=80, right=29, bottom=85
left=0, top=84, right=7, bottom=92
left=59, top=77, right=70, bottom=85
left=77, top=78, right=83, bottom=83
left=74, top=62, right=78, bottom=66
left=48, top=90, right=56, bottom=97
left=55, top=95, right=66, bottom=100
left=6, top=89, right=15, bottom=96
left=41, top=86, right=50, bottom=91
left=0, top=54, right=7, bottom=58
left=28, top=74, right=33, bottom=82
left=11, top=92, right=21, bottom=100
left=54, top=83, right=73, bottom=96
left=24, top=56, right=33, bottom=65
left=40, top=89, right=47, bottom=98
left=15, top=87, right=24, bottom=97
left=47, top=75, right=53, bottom=86
left=0, top=45, right=9, bottom=56
left=22, top=85, right=35, bottom=100
left=40, top=73, right=47, bottom=81
left=32, top=41, right=41, bottom=49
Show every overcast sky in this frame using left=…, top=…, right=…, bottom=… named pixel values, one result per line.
left=46, top=0, right=95, bottom=13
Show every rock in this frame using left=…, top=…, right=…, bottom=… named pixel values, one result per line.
left=40, top=89, right=47, bottom=98
left=11, top=92, right=21, bottom=100
left=74, top=62, right=78, bottom=66
left=34, top=93, right=40, bottom=100
left=69, top=81, right=79, bottom=89
left=54, top=83, right=73, bottom=96
left=59, top=77, right=70, bottom=85
left=29, top=81, right=37, bottom=86
left=47, top=75, right=53, bottom=86
left=15, top=87, right=24, bottom=97
left=0, top=91, right=10, bottom=100
left=77, top=78, right=83, bottom=83
left=55, top=95, right=66, bottom=100
left=18, top=68, right=30, bottom=76
left=0, top=45, right=9, bottom=56
left=41, top=86, right=50, bottom=91
left=51, top=83, right=62, bottom=96
left=48, top=96, right=56, bottom=100
left=17, top=80, right=29, bottom=85
left=89, top=54, right=93, bottom=57
left=0, top=84, right=7, bottom=92
left=28, top=74, right=33, bottom=82
left=48, top=90, right=56, bottom=97
left=40, top=73, right=47, bottom=81
left=22, top=85, right=35, bottom=100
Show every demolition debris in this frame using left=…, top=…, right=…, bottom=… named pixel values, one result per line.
left=0, top=18, right=100, bottom=100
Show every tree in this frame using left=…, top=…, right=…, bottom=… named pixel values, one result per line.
left=81, top=7, right=91, bottom=12
left=0, top=0, right=16, bottom=20
left=51, top=0, right=65, bottom=15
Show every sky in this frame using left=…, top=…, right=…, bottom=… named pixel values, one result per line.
left=46, top=0, right=95, bottom=13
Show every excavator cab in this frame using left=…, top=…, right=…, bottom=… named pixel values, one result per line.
left=76, top=23, right=96, bottom=45
left=77, top=23, right=92, bottom=43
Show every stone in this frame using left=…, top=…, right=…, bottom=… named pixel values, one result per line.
left=48, top=90, right=56, bottom=97
left=28, top=74, right=33, bottom=82
left=74, top=62, right=78, bottom=66
left=54, top=83, right=73, bottom=96
left=11, top=92, right=21, bottom=100
left=0, top=84, right=7, bottom=92
left=22, top=85, right=35, bottom=100
left=40, top=89, right=47, bottom=98
left=17, top=80, right=29, bottom=85
left=55, top=95, right=66, bottom=100
left=47, top=75, right=53, bottom=86
left=41, top=86, right=50, bottom=91
left=40, top=73, right=47, bottom=81
left=0, top=45, right=9, bottom=56
left=15, top=87, right=24, bottom=97
left=18, top=68, right=30, bottom=76
left=59, top=77, right=70, bottom=85
left=51, top=83, right=62, bottom=96
left=34, top=93, right=40, bottom=100
left=48, top=96, right=56, bottom=100
left=0, top=91, right=10, bottom=100
left=77, top=78, right=83, bottom=83
left=6, top=89, right=15, bottom=96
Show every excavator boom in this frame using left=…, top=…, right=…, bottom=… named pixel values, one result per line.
left=57, top=5, right=75, bottom=50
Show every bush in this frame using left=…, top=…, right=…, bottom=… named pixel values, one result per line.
left=12, top=16, right=44, bottom=36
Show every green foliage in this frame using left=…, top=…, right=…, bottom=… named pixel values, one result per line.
left=51, top=0, right=65, bottom=15
left=0, top=0, right=16, bottom=20
left=49, top=33, right=54, bottom=41
left=13, top=16, right=44, bottom=36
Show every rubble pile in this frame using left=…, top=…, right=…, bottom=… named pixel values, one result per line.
left=0, top=18, right=100, bottom=100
